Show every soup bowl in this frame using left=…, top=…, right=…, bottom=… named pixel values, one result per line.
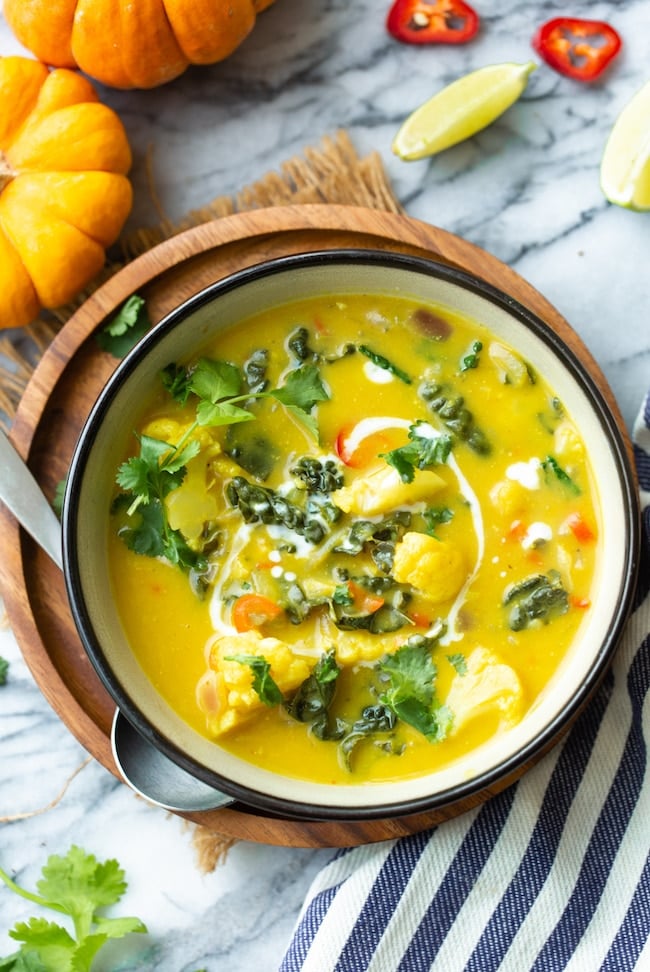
left=62, top=249, right=640, bottom=821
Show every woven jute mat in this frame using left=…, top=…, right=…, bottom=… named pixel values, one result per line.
left=0, top=129, right=402, bottom=868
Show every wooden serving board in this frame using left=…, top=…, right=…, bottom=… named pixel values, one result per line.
left=0, top=205, right=629, bottom=848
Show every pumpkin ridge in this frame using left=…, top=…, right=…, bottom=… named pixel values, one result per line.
left=0, top=56, right=132, bottom=327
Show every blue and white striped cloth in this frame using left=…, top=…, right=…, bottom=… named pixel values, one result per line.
left=281, top=393, right=650, bottom=972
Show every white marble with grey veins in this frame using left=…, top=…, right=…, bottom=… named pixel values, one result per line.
left=1, top=1, right=648, bottom=968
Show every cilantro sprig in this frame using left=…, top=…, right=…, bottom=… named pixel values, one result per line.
left=162, top=357, right=329, bottom=441
left=379, top=637, right=452, bottom=742
left=114, top=358, right=328, bottom=575
left=115, top=434, right=205, bottom=569
left=381, top=421, right=453, bottom=483
left=0, top=845, right=146, bottom=971
left=0, top=655, right=8, bottom=686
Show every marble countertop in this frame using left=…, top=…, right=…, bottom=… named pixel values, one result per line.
left=1, top=2, right=648, bottom=969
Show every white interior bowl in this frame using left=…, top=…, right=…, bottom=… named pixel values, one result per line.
left=62, top=250, right=640, bottom=820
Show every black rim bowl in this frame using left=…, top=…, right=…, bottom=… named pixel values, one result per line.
left=62, top=249, right=641, bottom=821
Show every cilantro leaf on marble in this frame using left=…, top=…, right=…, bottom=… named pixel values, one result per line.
left=0, top=845, right=146, bottom=972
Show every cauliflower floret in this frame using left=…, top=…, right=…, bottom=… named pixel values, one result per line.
left=392, top=532, right=467, bottom=603
left=446, top=646, right=524, bottom=735
left=489, top=478, right=529, bottom=518
left=199, top=631, right=311, bottom=735
left=312, top=615, right=399, bottom=666
left=488, top=341, right=530, bottom=386
left=332, top=466, right=444, bottom=517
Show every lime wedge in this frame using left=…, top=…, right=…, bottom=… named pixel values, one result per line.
left=600, top=80, right=650, bottom=211
left=392, top=61, right=537, bottom=162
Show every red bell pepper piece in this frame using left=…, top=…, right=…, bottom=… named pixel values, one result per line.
left=532, top=18, right=622, bottom=82
left=386, top=0, right=480, bottom=45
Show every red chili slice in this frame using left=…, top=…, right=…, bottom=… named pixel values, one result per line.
left=532, top=17, right=622, bottom=82
left=386, top=0, right=480, bottom=45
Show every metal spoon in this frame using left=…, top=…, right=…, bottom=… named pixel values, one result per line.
left=0, top=428, right=63, bottom=569
left=111, top=710, right=234, bottom=812
left=0, top=428, right=233, bottom=812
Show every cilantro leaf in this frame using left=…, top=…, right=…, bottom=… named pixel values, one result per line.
left=381, top=423, right=453, bottom=483
left=0, top=846, right=146, bottom=972
left=0, top=656, right=8, bottom=686
left=196, top=400, right=255, bottom=427
left=96, top=295, right=150, bottom=358
left=225, top=654, right=284, bottom=706
left=190, top=358, right=242, bottom=404
left=422, top=506, right=454, bottom=539
left=379, top=640, right=451, bottom=742
left=160, top=363, right=192, bottom=404
left=270, top=364, right=329, bottom=413
left=116, top=435, right=199, bottom=508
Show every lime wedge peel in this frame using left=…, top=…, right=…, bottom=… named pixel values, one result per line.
left=392, top=61, right=538, bottom=162
left=600, top=79, right=650, bottom=211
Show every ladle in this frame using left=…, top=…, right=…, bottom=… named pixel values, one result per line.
left=0, top=428, right=233, bottom=812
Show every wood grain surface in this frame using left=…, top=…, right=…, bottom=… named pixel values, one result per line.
left=0, top=205, right=630, bottom=847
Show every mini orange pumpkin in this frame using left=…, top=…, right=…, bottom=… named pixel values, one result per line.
left=4, top=0, right=277, bottom=90
left=0, top=57, right=132, bottom=331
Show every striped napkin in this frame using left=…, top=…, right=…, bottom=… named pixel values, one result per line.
left=281, top=393, right=650, bottom=972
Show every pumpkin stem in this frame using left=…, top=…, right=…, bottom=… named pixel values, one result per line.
left=0, top=152, right=16, bottom=192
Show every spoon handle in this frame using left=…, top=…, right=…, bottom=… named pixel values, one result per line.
left=0, top=429, right=63, bottom=570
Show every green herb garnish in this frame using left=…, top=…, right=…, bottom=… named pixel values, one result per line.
left=503, top=571, right=569, bottom=631
left=381, top=422, right=452, bottom=483
left=225, top=654, right=284, bottom=706
left=422, top=505, right=454, bottom=538
left=0, top=656, right=8, bottom=686
left=0, top=845, right=146, bottom=971
left=358, top=345, right=412, bottom=384
left=285, top=651, right=341, bottom=738
left=165, top=358, right=329, bottom=442
left=460, top=340, right=483, bottom=371
left=541, top=455, right=581, bottom=495
left=379, top=637, right=451, bottom=742
left=115, top=434, right=205, bottom=569
left=97, top=295, right=150, bottom=358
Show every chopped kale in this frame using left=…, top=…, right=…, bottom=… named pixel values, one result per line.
left=226, top=475, right=327, bottom=543
left=285, top=651, right=343, bottom=739
left=420, top=380, right=491, bottom=456
left=503, top=571, right=569, bottom=631
left=225, top=425, right=278, bottom=481
left=290, top=456, right=344, bottom=493
left=243, top=348, right=269, bottom=393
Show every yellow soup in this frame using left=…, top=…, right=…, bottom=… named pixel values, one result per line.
left=109, top=292, right=600, bottom=785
